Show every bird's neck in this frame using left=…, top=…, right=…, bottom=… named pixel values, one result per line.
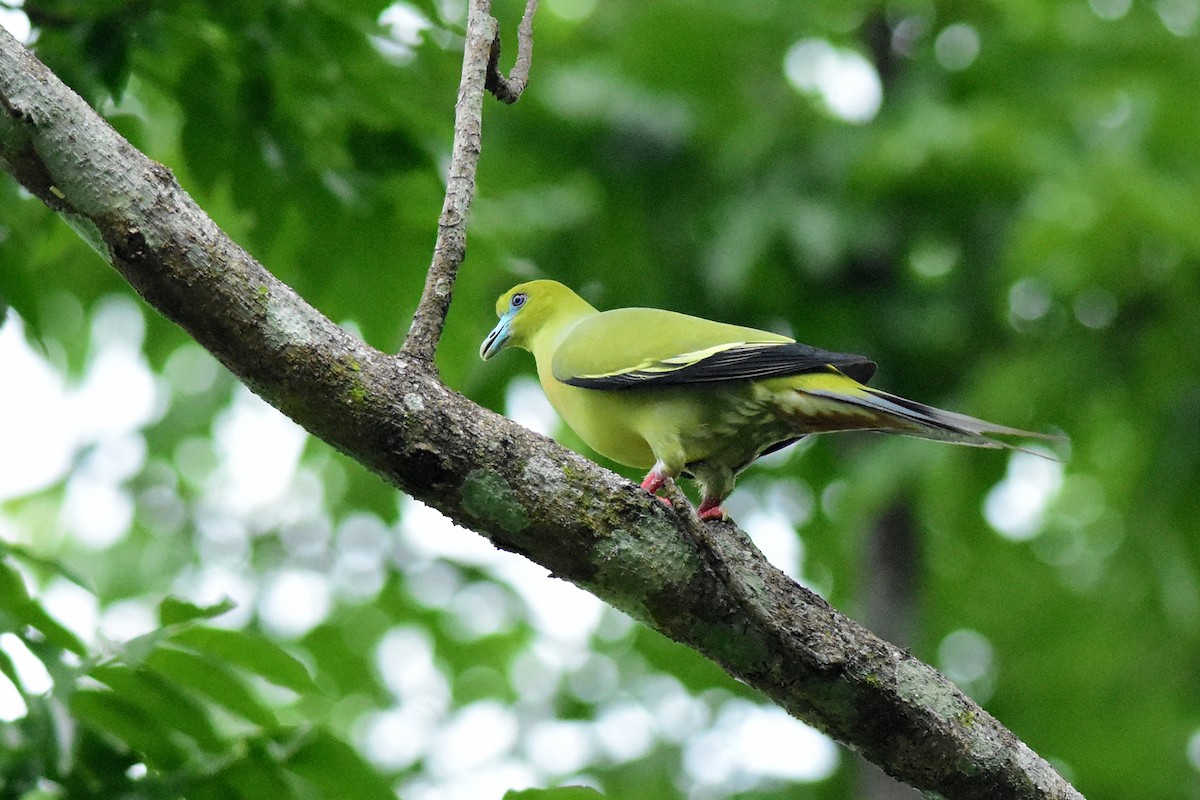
left=529, top=308, right=594, bottom=375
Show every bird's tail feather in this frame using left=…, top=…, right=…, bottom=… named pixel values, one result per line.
left=788, top=381, right=1063, bottom=459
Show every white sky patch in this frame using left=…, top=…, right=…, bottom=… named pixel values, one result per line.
left=0, top=672, right=26, bottom=722
left=784, top=38, right=882, bottom=124
left=401, top=760, right=539, bottom=800
left=40, top=576, right=99, bottom=649
left=0, top=4, right=30, bottom=43
left=258, top=569, right=331, bottom=638
left=909, top=238, right=960, bottom=281
left=740, top=508, right=803, bottom=581
left=508, top=648, right=561, bottom=704
left=1, top=300, right=161, bottom=514
left=525, top=719, right=595, bottom=775
left=1008, top=277, right=1053, bottom=325
left=566, top=653, right=618, bottom=704
left=400, top=496, right=510, bottom=566
left=543, top=66, right=695, bottom=144
left=360, top=705, right=432, bottom=771
left=331, top=512, right=388, bottom=601
left=594, top=701, right=656, bottom=762
left=984, top=451, right=1065, bottom=540
left=62, top=471, right=135, bottom=549
left=496, top=557, right=605, bottom=645
left=210, top=386, right=308, bottom=515
left=638, top=673, right=711, bottom=744
left=375, top=3, right=433, bottom=63
left=0, top=317, right=76, bottom=500
left=427, top=700, right=519, bottom=776
left=0, top=635, right=46, bottom=720
left=445, top=581, right=516, bottom=640
left=0, top=633, right=53, bottom=695
left=73, top=302, right=163, bottom=441
left=99, top=598, right=159, bottom=642
left=376, top=625, right=451, bottom=711
left=684, top=700, right=838, bottom=790
left=505, top=376, right=560, bottom=437
left=397, top=498, right=607, bottom=645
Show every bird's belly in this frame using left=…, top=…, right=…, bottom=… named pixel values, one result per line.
left=545, top=380, right=791, bottom=472
left=546, top=384, right=662, bottom=468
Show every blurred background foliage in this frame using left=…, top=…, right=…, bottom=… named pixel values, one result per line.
left=0, top=0, right=1198, bottom=798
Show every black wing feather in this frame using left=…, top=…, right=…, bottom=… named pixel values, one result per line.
left=564, top=341, right=877, bottom=390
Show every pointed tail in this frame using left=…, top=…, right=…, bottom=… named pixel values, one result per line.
left=781, top=371, right=1064, bottom=457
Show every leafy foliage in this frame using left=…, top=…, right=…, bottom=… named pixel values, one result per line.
left=3, top=0, right=1200, bottom=798
left=0, top=554, right=387, bottom=800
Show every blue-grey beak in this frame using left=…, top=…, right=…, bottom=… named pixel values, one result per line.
left=480, top=313, right=513, bottom=360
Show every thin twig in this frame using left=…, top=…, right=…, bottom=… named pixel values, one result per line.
left=402, top=0, right=495, bottom=364
left=486, top=0, right=538, bottom=104
left=402, top=0, right=538, bottom=365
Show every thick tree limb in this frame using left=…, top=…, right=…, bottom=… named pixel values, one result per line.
left=0, top=24, right=1084, bottom=800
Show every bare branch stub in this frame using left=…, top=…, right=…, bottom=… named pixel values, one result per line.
left=486, top=0, right=538, bottom=104
left=403, top=0, right=538, bottom=366
left=402, top=0, right=497, bottom=365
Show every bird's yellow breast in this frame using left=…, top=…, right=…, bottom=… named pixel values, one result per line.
left=538, top=361, right=793, bottom=474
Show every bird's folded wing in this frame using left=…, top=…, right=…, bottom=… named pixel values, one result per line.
left=552, top=308, right=877, bottom=389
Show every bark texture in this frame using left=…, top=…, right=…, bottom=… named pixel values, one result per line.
left=0, top=22, right=1084, bottom=800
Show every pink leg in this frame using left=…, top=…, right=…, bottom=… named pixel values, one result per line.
left=696, top=497, right=727, bottom=521
left=640, top=470, right=667, bottom=494
left=640, top=467, right=673, bottom=507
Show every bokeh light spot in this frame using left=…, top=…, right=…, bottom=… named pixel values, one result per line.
left=934, top=23, right=981, bottom=71
left=784, top=39, right=882, bottom=124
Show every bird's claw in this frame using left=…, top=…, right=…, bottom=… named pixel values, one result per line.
left=697, top=499, right=727, bottom=521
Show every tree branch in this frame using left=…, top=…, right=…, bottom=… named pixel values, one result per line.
left=0, top=24, right=1084, bottom=800
left=403, top=0, right=537, bottom=365
left=486, top=0, right=538, bottom=104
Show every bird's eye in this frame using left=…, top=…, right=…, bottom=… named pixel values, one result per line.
left=511, top=293, right=527, bottom=309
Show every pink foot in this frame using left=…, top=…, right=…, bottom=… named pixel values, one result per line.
left=640, top=470, right=667, bottom=494
left=697, top=498, right=727, bottom=521
left=640, top=469, right=675, bottom=507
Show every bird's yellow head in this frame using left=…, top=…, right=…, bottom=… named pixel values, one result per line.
left=480, top=279, right=595, bottom=360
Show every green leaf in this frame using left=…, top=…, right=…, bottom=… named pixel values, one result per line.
left=284, top=729, right=394, bottom=800
left=0, top=557, right=33, bottom=605
left=503, top=788, right=607, bottom=800
left=214, top=743, right=296, bottom=800
left=70, top=689, right=187, bottom=769
left=0, top=559, right=88, bottom=656
left=0, top=646, right=22, bottom=693
left=0, top=543, right=90, bottom=589
left=158, top=595, right=238, bottom=626
left=90, top=663, right=226, bottom=753
left=169, top=626, right=316, bottom=694
left=0, top=246, right=44, bottom=341
left=145, top=646, right=277, bottom=729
